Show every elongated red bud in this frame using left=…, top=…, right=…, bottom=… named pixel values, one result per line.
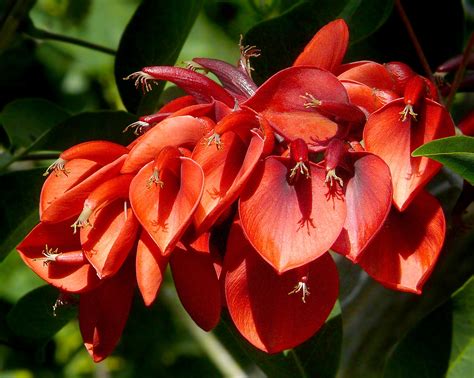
left=436, top=53, right=474, bottom=72
left=128, top=66, right=235, bottom=107
left=44, top=141, right=128, bottom=176
left=34, top=245, right=88, bottom=266
left=301, top=93, right=366, bottom=124
left=399, top=75, right=426, bottom=122
left=192, top=57, right=258, bottom=97
left=324, top=138, right=347, bottom=187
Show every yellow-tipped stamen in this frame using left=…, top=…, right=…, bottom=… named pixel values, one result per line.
left=288, top=279, right=311, bottom=303
left=239, top=35, right=261, bottom=78
left=205, top=132, right=223, bottom=150
left=399, top=104, right=418, bottom=122
left=301, top=92, right=322, bottom=108
left=146, top=168, right=164, bottom=189
left=71, top=204, right=93, bottom=234
left=43, top=158, right=69, bottom=177
left=33, top=244, right=61, bottom=266
left=290, top=161, right=310, bottom=180
left=123, top=71, right=156, bottom=93
left=325, top=168, right=344, bottom=187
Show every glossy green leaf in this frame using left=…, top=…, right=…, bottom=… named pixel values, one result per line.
left=384, top=276, right=474, bottom=378
left=412, top=136, right=474, bottom=185
left=244, top=0, right=393, bottom=83
left=34, top=110, right=136, bottom=151
left=214, top=302, right=342, bottom=378
left=6, top=285, right=76, bottom=347
left=0, top=168, right=44, bottom=262
left=0, top=98, right=70, bottom=149
left=115, top=0, right=203, bottom=115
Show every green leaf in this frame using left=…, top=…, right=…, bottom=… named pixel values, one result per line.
left=384, top=276, right=474, bottom=378
left=214, top=302, right=342, bottom=378
left=6, top=285, right=77, bottom=347
left=34, top=110, right=136, bottom=151
left=0, top=168, right=44, bottom=262
left=412, top=136, right=474, bottom=185
left=115, top=0, right=203, bottom=114
left=244, top=0, right=393, bottom=83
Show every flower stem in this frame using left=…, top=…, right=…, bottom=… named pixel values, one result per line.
left=394, top=0, right=434, bottom=80
left=288, top=349, right=309, bottom=378
left=446, top=32, right=474, bottom=110
left=24, top=27, right=116, bottom=56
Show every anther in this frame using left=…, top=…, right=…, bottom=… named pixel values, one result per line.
left=399, top=104, right=418, bottom=122
left=43, top=158, right=69, bottom=177
left=325, top=168, right=344, bottom=187
left=146, top=167, right=164, bottom=189
left=123, top=120, right=150, bottom=135
left=301, top=92, right=322, bottom=108
left=290, top=162, right=310, bottom=180
left=71, top=204, right=93, bottom=234
left=205, top=132, right=223, bottom=150
left=34, top=244, right=61, bottom=266
left=288, top=276, right=310, bottom=303
left=123, top=71, right=156, bottom=93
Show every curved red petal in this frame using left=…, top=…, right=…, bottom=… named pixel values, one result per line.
left=17, top=221, right=100, bottom=293
left=40, top=156, right=126, bottom=223
left=130, top=157, right=204, bottom=254
left=358, top=191, right=446, bottom=294
left=338, top=61, right=395, bottom=91
left=243, top=66, right=348, bottom=145
left=136, top=229, right=169, bottom=306
left=192, top=131, right=264, bottom=233
left=364, top=99, right=455, bottom=211
left=331, top=153, right=392, bottom=262
left=80, top=200, right=139, bottom=279
left=239, top=157, right=346, bottom=272
left=293, top=19, right=349, bottom=72
left=224, top=220, right=339, bottom=353
left=79, top=258, right=135, bottom=362
left=170, top=233, right=221, bottom=331
left=342, top=80, right=399, bottom=114
left=121, top=116, right=210, bottom=174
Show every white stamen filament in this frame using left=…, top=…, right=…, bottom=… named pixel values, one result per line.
left=123, top=71, right=156, bottom=93
left=123, top=120, right=150, bottom=135
left=288, top=280, right=311, bottom=303
left=325, top=168, right=344, bottom=187
left=290, top=161, right=310, bottom=179
left=399, top=104, right=418, bottom=122
left=43, top=158, right=69, bottom=177
left=71, top=204, right=93, bottom=234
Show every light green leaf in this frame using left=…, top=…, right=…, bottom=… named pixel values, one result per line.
left=412, top=136, right=474, bottom=185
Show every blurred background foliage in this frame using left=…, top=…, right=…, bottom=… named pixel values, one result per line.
left=0, top=0, right=473, bottom=377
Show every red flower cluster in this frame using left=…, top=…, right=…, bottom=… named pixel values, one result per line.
left=17, top=19, right=453, bottom=361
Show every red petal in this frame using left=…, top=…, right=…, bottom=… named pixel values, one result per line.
left=121, top=116, right=209, bottom=174
left=170, top=233, right=221, bottom=331
left=79, top=258, right=135, bottom=362
left=243, top=66, right=349, bottom=145
left=342, top=80, right=399, bottom=114
left=130, top=156, right=204, bottom=254
left=331, top=153, right=392, bottom=262
left=224, top=220, right=339, bottom=353
left=364, top=99, right=455, bottom=211
left=338, top=62, right=395, bottom=91
left=192, top=131, right=264, bottom=233
left=80, top=200, right=139, bottom=279
left=239, top=157, right=346, bottom=272
left=358, top=191, right=446, bottom=294
left=40, top=155, right=126, bottom=223
left=136, top=229, right=169, bottom=306
left=293, top=19, right=349, bottom=72
left=17, top=221, right=100, bottom=293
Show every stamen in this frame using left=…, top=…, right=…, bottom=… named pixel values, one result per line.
left=123, top=71, right=156, bottom=94
left=33, top=244, right=61, bottom=266
left=301, top=92, right=322, bottom=108
left=399, top=104, right=418, bottom=122
left=43, top=158, right=69, bottom=177
left=146, top=167, right=164, bottom=189
left=325, top=168, right=344, bottom=187
left=290, top=161, right=310, bottom=180
left=183, top=60, right=208, bottom=73
left=123, top=120, right=150, bottom=135
left=52, top=293, right=74, bottom=317
left=239, top=35, right=261, bottom=77
left=71, top=204, right=93, bottom=234
left=205, top=132, right=223, bottom=150
left=288, top=276, right=310, bottom=303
